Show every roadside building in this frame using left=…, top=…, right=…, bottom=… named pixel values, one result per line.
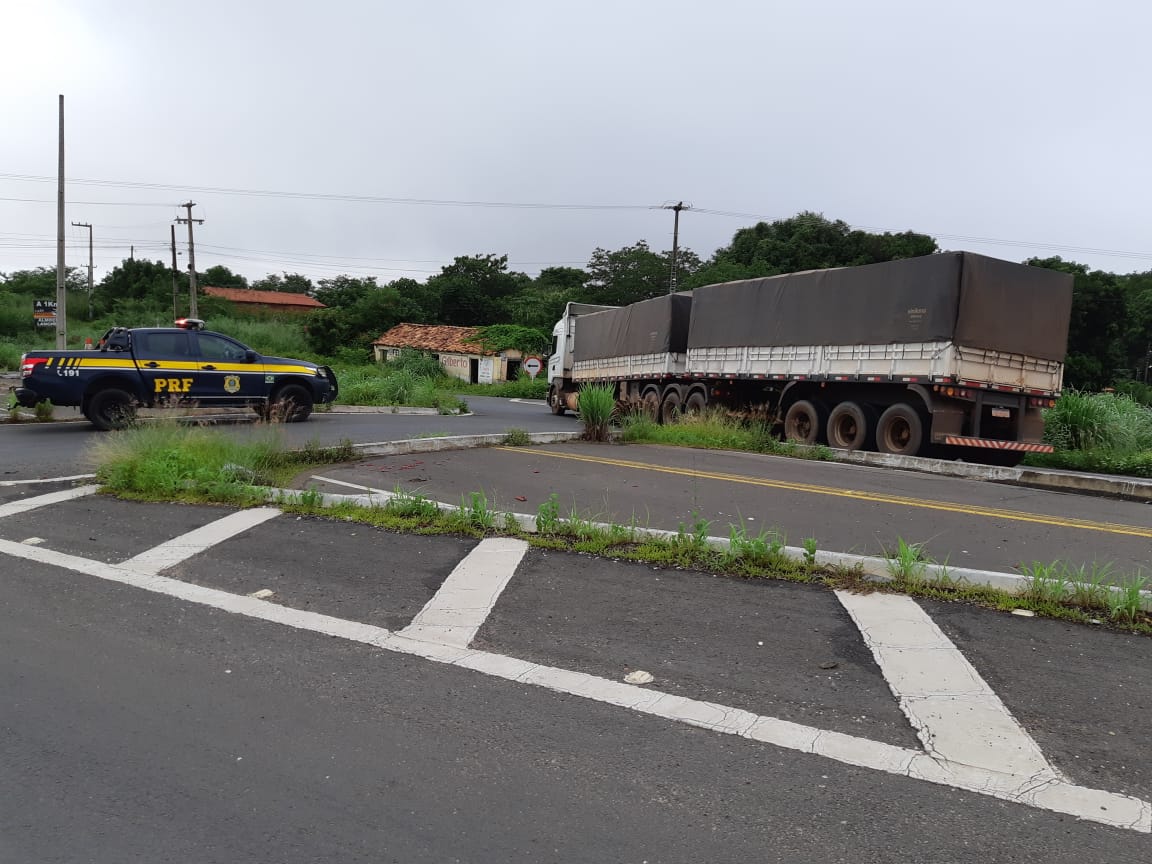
left=372, top=323, right=523, bottom=383
left=202, top=286, right=326, bottom=317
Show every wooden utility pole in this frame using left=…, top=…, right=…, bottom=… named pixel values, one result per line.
left=56, top=95, right=67, bottom=348
left=175, top=202, right=204, bottom=318
left=662, top=201, right=691, bottom=293
left=170, top=223, right=179, bottom=318
left=71, top=221, right=93, bottom=319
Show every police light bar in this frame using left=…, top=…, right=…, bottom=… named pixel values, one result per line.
left=174, top=318, right=205, bottom=331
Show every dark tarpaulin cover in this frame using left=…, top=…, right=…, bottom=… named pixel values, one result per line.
left=686, top=252, right=1072, bottom=362
left=573, top=293, right=693, bottom=362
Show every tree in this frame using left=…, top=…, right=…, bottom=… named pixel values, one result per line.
left=425, top=254, right=530, bottom=326
left=583, top=241, right=699, bottom=306
left=690, top=212, right=938, bottom=286
left=201, top=265, right=248, bottom=288
left=0, top=266, right=87, bottom=295
left=250, top=272, right=315, bottom=294
left=93, top=258, right=185, bottom=316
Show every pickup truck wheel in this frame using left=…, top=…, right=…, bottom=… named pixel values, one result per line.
left=270, top=383, right=313, bottom=423
left=548, top=384, right=566, bottom=416
left=784, top=400, right=827, bottom=445
left=876, top=403, right=924, bottom=456
left=86, top=388, right=137, bottom=431
left=826, top=401, right=876, bottom=451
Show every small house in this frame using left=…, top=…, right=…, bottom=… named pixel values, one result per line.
left=202, top=286, right=326, bottom=316
left=372, top=323, right=523, bottom=383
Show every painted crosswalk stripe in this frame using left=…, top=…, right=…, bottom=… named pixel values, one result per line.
left=118, top=507, right=283, bottom=575
left=0, top=484, right=99, bottom=519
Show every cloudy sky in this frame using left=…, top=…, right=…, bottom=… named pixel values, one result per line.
left=3, top=0, right=1150, bottom=286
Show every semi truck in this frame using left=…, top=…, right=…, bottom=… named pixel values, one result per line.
left=546, top=252, right=1073, bottom=465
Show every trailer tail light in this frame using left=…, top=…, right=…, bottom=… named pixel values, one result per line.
left=1028, top=397, right=1057, bottom=408
left=20, top=355, right=47, bottom=378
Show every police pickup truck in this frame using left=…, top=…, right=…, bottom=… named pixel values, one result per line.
left=14, top=318, right=339, bottom=430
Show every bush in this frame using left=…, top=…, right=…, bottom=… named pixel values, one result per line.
left=0, top=340, right=24, bottom=371
left=1043, top=391, right=1152, bottom=453
left=578, top=384, right=616, bottom=441
left=383, top=349, right=446, bottom=380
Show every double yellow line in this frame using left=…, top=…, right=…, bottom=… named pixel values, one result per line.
left=496, top=447, right=1152, bottom=539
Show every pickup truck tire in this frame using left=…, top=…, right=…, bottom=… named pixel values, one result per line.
left=876, top=403, right=923, bottom=456
left=784, top=400, right=827, bottom=445
left=270, top=383, right=313, bottom=423
left=827, top=401, right=876, bottom=451
left=86, top=387, right=137, bottom=431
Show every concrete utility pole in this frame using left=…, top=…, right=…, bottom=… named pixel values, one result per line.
left=662, top=201, right=692, bottom=293
left=175, top=202, right=204, bottom=318
left=56, top=95, right=67, bottom=348
left=170, top=223, right=179, bottom=318
left=71, top=221, right=93, bottom=319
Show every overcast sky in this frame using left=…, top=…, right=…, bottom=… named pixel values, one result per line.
left=3, top=0, right=1150, bottom=286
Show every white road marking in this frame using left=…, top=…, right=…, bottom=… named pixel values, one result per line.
left=836, top=590, right=1060, bottom=779
left=0, top=473, right=97, bottom=487
left=118, top=507, right=282, bottom=575
left=310, top=476, right=393, bottom=497
left=0, top=484, right=99, bottom=519
left=0, top=534, right=1147, bottom=832
left=398, top=538, right=528, bottom=647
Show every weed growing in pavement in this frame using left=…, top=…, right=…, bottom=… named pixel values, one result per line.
left=803, top=537, right=818, bottom=567
left=386, top=486, right=442, bottom=520
left=1066, top=562, right=1115, bottom=611
left=725, top=523, right=783, bottom=567
left=885, top=537, right=932, bottom=586
left=536, top=493, right=561, bottom=535
left=33, top=399, right=54, bottom=422
left=1020, top=561, right=1071, bottom=605
left=673, top=512, right=713, bottom=554
left=451, top=491, right=495, bottom=532
left=297, top=486, right=324, bottom=508
left=1106, top=574, right=1148, bottom=625
left=502, top=427, right=532, bottom=447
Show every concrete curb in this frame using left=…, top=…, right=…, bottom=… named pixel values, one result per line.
left=342, top=431, right=583, bottom=458
left=817, top=448, right=1152, bottom=503
left=268, top=482, right=1152, bottom=615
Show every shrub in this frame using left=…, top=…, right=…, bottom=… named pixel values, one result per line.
left=578, top=384, right=616, bottom=442
left=1042, top=391, right=1152, bottom=454
left=384, top=349, right=446, bottom=380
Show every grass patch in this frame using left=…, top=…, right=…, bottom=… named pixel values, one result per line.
left=92, top=422, right=355, bottom=504
left=1025, top=391, right=1152, bottom=477
left=577, top=384, right=615, bottom=442
left=502, top=427, right=532, bottom=446
left=619, top=409, right=833, bottom=460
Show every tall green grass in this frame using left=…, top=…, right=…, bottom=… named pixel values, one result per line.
left=577, top=384, right=616, bottom=441
left=619, top=409, right=833, bottom=459
left=1041, top=391, right=1152, bottom=453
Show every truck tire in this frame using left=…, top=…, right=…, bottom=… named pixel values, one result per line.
left=826, top=401, right=876, bottom=451
left=270, top=383, right=313, bottom=423
left=640, top=388, right=661, bottom=420
left=548, top=384, right=567, bottom=416
left=85, top=387, right=137, bottom=431
left=876, top=403, right=923, bottom=456
left=784, top=400, right=827, bottom=445
left=684, top=390, right=708, bottom=415
left=660, top=388, right=682, bottom=423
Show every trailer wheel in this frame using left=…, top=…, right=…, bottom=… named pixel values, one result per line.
left=826, top=401, right=876, bottom=451
left=660, top=388, right=682, bottom=423
left=640, top=388, right=661, bottom=421
left=548, top=385, right=566, bottom=416
left=783, top=400, right=827, bottom=445
left=684, top=390, right=708, bottom=416
left=876, top=403, right=923, bottom=456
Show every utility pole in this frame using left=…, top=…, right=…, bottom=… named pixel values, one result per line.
left=56, top=95, right=67, bottom=348
left=170, top=223, right=179, bottom=318
left=175, top=202, right=204, bottom=318
left=662, top=201, right=691, bottom=293
left=71, top=221, right=93, bottom=319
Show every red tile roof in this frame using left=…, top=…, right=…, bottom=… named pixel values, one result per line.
left=203, top=286, right=326, bottom=308
left=372, top=323, right=493, bottom=355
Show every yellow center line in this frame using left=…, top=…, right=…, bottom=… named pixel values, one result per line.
left=495, top=447, right=1152, bottom=539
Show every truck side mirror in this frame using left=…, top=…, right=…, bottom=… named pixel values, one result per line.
left=245, top=350, right=258, bottom=363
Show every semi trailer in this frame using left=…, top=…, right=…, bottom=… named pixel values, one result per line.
left=546, top=252, right=1073, bottom=465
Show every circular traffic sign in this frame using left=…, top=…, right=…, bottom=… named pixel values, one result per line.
left=523, top=355, right=543, bottom=379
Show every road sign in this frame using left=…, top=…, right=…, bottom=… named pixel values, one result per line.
left=33, top=299, right=57, bottom=329
left=523, top=356, right=543, bottom=379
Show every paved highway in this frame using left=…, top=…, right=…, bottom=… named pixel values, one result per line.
left=3, top=485, right=1150, bottom=861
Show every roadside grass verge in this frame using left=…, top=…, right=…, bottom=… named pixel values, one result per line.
left=89, top=429, right=1152, bottom=635
left=92, top=422, right=355, bottom=504
left=619, top=410, right=833, bottom=460
left=332, top=364, right=467, bottom=413
left=444, top=376, right=548, bottom=399
left=1025, top=391, right=1152, bottom=477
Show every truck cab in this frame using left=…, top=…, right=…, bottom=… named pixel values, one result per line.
left=546, top=302, right=616, bottom=415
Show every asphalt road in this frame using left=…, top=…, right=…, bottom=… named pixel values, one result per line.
left=309, top=442, right=1152, bottom=576
left=4, top=489, right=1150, bottom=862
left=0, top=396, right=573, bottom=479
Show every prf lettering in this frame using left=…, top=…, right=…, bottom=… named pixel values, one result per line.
left=154, top=377, right=194, bottom=394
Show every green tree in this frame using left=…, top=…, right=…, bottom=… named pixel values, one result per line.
left=583, top=241, right=699, bottom=306
left=201, top=265, right=248, bottom=288
left=93, top=259, right=186, bottom=316
left=1, top=266, right=87, bottom=295
left=425, top=254, right=530, bottom=326
left=304, top=279, right=423, bottom=355
left=250, top=272, right=315, bottom=294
